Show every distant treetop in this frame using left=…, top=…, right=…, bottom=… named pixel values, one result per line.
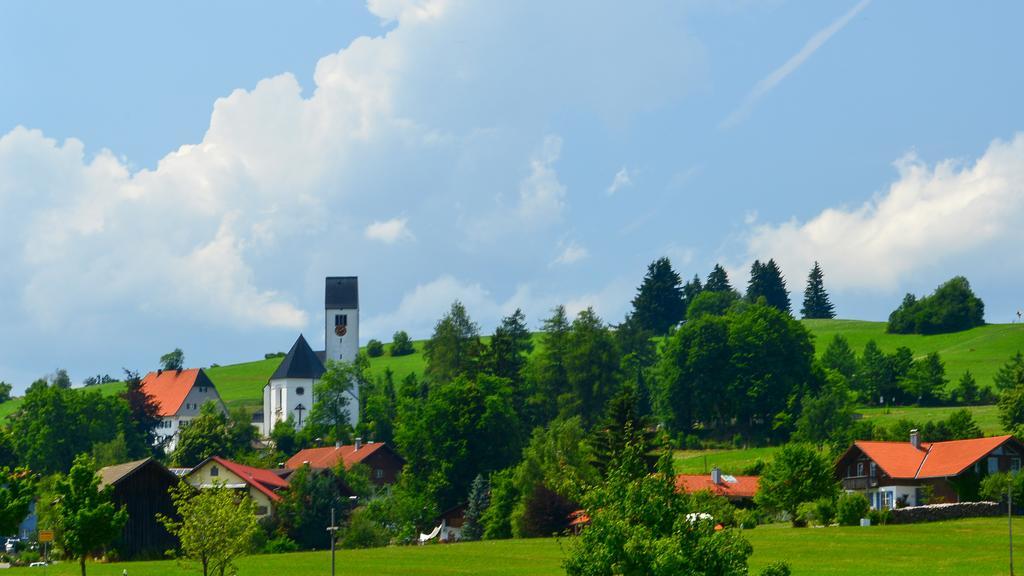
left=887, top=276, right=984, bottom=335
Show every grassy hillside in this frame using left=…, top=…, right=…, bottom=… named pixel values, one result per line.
left=2, top=518, right=1022, bottom=575
left=2, top=320, right=1021, bottom=420
left=806, top=319, right=1024, bottom=391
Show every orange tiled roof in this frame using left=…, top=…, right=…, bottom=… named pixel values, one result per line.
left=210, top=456, right=289, bottom=502
left=852, top=435, right=1016, bottom=480
left=285, top=443, right=393, bottom=470
left=140, top=369, right=206, bottom=416
left=675, top=474, right=760, bottom=498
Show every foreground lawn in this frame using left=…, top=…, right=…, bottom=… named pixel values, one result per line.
left=5, top=518, right=1024, bottom=575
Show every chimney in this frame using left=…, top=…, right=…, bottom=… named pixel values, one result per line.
left=157, top=369, right=163, bottom=375
left=910, top=429, right=920, bottom=449
left=711, top=466, right=722, bottom=485
left=355, top=437, right=362, bottom=451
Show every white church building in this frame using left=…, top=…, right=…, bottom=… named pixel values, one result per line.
left=259, top=276, right=360, bottom=436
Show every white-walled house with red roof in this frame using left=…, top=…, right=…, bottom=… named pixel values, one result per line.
left=185, top=456, right=290, bottom=518
left=140, top=368, right=228, bottom=451
left=835, top=430, right=1023, bottom=509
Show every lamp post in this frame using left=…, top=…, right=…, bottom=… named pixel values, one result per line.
left=327, top=508, right=339, bottom=576
left=1011, top=479, right=1015, bottom=576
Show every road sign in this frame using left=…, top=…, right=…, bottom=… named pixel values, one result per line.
left=38, top=530, right=53, bottom=543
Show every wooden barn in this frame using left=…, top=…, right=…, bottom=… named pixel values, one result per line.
left=99, top=458, right=180, bottom=560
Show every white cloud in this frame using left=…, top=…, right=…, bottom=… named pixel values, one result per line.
left=0, top=1, right=706, bottom=384
left=606, top=167, right=633, bottom=195
left=721, top=0, right=871, bottom=129
left=365, top=217, right=414, bottom=243
left=746, top=133, right=1024, bottom=292
left=552, top=240, right=589, bottom=266
left=518, top=135, right=566, bottom=223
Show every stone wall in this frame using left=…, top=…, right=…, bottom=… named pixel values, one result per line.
left=888, top=501, right=1002, bottom=524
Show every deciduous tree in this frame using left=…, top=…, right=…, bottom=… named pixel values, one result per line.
left=0, top=467, right=35, bottom=536
left=159, top=348, right=185, bottom=371
left=161, top=482, right=260, bottom=576
left=54, top=454, right=128, bottom=576
left=754, top=444, right=838, bottom=526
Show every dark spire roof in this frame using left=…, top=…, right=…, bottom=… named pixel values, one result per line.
left=271, top=334, right=327, bottom=381
left=326, top=276, right=358, bottom=309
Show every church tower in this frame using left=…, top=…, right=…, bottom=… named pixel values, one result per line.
left=325, top=276, right=359, bottom=424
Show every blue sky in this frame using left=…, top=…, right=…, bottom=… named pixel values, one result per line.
left=2, top=1, right=1023, bottom=390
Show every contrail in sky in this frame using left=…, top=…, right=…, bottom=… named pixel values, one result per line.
left=720, top=0, right=872, bottom=129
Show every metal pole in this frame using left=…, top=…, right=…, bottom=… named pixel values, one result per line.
left=1011, top=483, right=1015, bottom=576
left=331, top=507, right=336, bottom=576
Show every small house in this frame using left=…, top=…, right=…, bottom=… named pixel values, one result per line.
left=186, top=457, right=290, bottom=518
left=835, top=430, right=1023, bottom=508
left=676, top=467, right=760, bottom=504
left=285, top=438, right=404, bottom=487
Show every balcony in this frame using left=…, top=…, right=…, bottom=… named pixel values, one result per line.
left=842, top=476, right=878, bottom=491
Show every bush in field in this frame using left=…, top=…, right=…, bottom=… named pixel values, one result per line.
left=390, top=331, right=415, bottom=356
left=836, top=492, right=870, bottom=526
left=366, top=339, right=385, bottom=358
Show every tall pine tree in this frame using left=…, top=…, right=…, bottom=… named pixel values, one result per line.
left=746, top=259, right=790, bottom=313
left=705, top=264, right=733, bottom=293
left=801, top=261, right=835, bottom=319
left=682, top=274, right=703, bottom=312
left=630, top=257, right=685, bottom=334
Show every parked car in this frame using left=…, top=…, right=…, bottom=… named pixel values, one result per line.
left=29, top=561, right=49, bottom=567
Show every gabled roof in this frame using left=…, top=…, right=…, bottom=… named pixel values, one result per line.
left=98, top=458, right=178, bottom=489
left=284, top=442, right=402, bottom=471
left=676, top=474, right=760, bottom=499
left=140, top=368, right=215, bottom=416
left=846, top=435, right=1018, bottom=480
left=270, top=334, right=326, bottom=381
left=200, top=456, right=290, bottom=502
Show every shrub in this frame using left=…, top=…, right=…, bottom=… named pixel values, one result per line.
left=366, top=339, right=384, bottom=358
left=689, top=489, right=737, bottom=527
left=759, top=562, right=792, bottom=576
left=836, top=492, right=870, bottom=526
left=735, top=509, right=758, bottom=529
left=341, top=508, right=390, bottom=549
left=261, top=536, right=298, bottom=554
left=814, top=497, right=836, bottom=526
left=390, top=331, right=415, bottom=357
left=868, top=508, right=892, bottom=526
left=795, top=502, right=816, bottom=527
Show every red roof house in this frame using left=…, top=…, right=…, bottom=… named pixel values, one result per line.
left=186, top=456, right=290, bottom=518
left=676, top=468, right=760, bottom=502
left=285, top=439, right=404, bottom=486
left=140, top=368, right=227, bottom=451
left=836, top=430, right=1023, bottom=509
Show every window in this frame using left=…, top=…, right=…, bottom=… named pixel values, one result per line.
left=296, top=387, right=305, bottom=396
left=276, top=388, right=283, bottom=411
left=211, top=466, right=219, bottom=477
left=869, top=462, right=877, bottom=479
left=255, top=506, right=268, bottom=516
left=375, top=468, right=384, bottom=479
left=856, top=462, right=864, bottom=477
left=335, top=314, right=348, bottom=326
left=989, top=457, right=999, bottom=474
left=879, top=491, right=893, bottom=509
left=1013, top=458, right=1021, bottom=473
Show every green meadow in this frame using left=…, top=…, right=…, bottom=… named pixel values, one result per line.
left=3, top=518, right=1023, bottom=575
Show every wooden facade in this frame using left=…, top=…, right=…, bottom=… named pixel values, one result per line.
left=99, top=458, right=180, bottom=560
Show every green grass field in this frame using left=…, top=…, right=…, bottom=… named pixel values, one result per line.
left=806, top=319, right=1024, bottom=392
left=674, top=446, right=781, bottom=475
left=857, top=404, right=1004, bottom=435
left=3, top=518, right=1022, bottom=575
